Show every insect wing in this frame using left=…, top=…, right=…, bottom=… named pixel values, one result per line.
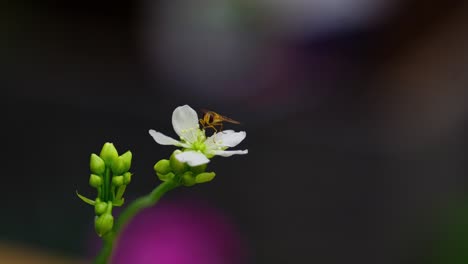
left=216, top=113, right=240, bottom=124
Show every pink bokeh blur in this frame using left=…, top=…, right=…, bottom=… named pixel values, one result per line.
left=89, top=199, right=247, bottom=264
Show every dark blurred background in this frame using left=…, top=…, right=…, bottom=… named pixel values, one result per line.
left=3, top=0, right=468, bottom=263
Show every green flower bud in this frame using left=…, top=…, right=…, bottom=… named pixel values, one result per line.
left=170, top=150, right=187, bottom=174
left=94, top=201, right=107, bottom=215
left=157, top=172, right=175, bottom=182
left=89, top=174, right=102, bottom=188
left=99, top=142, right=119, bottom=165
left=120, top=151, right=132, bottom=171
left=195, top=172, right=216, bottom=183
left=111, top=157, right=126, bottom=175
left=90, top=154, right=105, bottom=175
left=95, top=213, right=114, bottom=237
left=182, top=171, right=196, bottom=187
left=123, top=172, right=132, bottom=185
left=154, top=159, right=171, bottom=175
left=190, top=163, right=207, bottom=175
left=112, top=175, right=124, bottom=186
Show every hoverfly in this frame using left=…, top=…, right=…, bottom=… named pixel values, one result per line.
left=199, top=109, right=240, bottom=132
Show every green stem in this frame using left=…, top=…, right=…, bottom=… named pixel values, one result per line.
left=94, top=232, right=114, bottom=264
left=93, top=180, right=179, bottom=264
left=103, top=167, right=110, bottom=201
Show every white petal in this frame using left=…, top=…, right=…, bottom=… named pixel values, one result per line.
left=205, top=130, right=246, bottom=149
left=211, top=149, right=248, bottom=157
left=149, top=129, right=181, bottom=146
left=175, top=151, right=210, bottom=166
left=172, top=105, right=200, bottom=143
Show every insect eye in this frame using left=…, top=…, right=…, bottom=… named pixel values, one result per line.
left=209, top=115, right=214, bottom=122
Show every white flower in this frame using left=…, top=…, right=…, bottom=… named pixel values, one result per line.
left=149, top=105, right=248, bottom=166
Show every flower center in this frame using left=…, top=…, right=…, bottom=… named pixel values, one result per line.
left=192, top=141, right=206, bottom=152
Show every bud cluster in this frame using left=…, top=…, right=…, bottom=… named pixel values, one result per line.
left=77, top=142, right=133, bottom=237
left=154, top=150, right=216, bottom=187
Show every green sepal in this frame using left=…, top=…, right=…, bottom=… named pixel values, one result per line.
left=190, top=163, right=207, bottom=174
left=195, top=172, right=216, bottom=183
left=182, top=171, right=196, bottom=187
left=76, top=191, right=96, bottom=206
left=99, top=142, right=119, bottom=165
left=154, top=159, right=172, bottom=175
left=170, top=150, right=187, bottom=174
left=90, top=154, right=106, bottom=175
left=204, top=153, right=215, bottom=159
left=157, top=172, right=175, bottom=182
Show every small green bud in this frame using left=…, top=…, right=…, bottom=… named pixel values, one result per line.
left=99, top=142, right=119, bottom=165
left=89, top=174, right=102, bottom=188
left=157, top=172, right=175, bottom=182
left=123, top=172, right=132, bottom=185
left=195, top=172, right=216, bottom=183
left=190, top=163, right=207, bottom=175
left=95, top=213, right=114, bottom=237
left=154, top=159, right=171, bottom=175
left=170, top=150, right=187, bottom=174
left=112, top=175, right=124, bottom=186
left=182, top=171, right=196, bottom=187
left=94, top=201, right=107, bottom=215
left=120, top=151, right=132, bottom=171
left=90, top=154, right=106, bottom=175
left=111, top=157, right=126, bottom=175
